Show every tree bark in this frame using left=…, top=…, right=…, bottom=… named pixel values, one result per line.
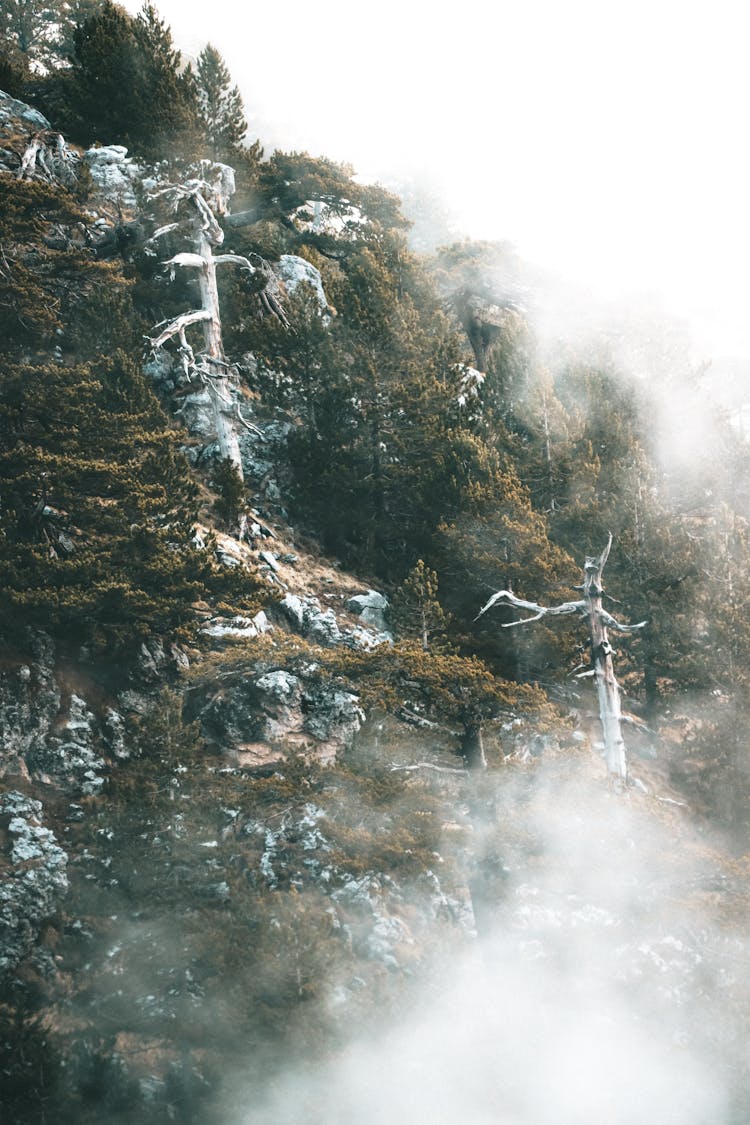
left=147, top=167, right=258, bottom=480
left=583, top=536, right=628, bottom=782
left=477, top=534, right=645, bottom=783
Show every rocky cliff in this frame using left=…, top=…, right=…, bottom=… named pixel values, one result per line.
left=2, top=83, right=750, bottom=1125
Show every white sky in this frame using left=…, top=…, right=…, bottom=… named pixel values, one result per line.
left=123, top=0, right=750, bottom=361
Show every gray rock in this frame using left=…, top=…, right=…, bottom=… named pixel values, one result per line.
left=303, top=686, right=364, bottom=744
left=253, top=610, right=272, bottom=634
left=275, top=255, right=330, bottom=315
left=200, top=610, right=272, bottom=641
left=0, top=89, right=50, bottom=129
left=259, top=550, right=280, bottom=573
left=277, top=593, right=341, bottom=644
left=143, top=351, right=175, bottom=387
left=0, top=638, right=61, bottom=779
left=0, top=791, right=68, bottom=977
left=104, top=708, right=129, bottom=761
left=278, top=592, right=390, bottom=650
left=239, top=419, right=293, bottom=499
left=216, top=549, right=242, bottom=568
left=190, top=664, right=364, bottom=766
left=255, top=669, right=300, bottom=700
left=307, top=607, right=342, bottom=646
left=137, top=637, right=167, bottom=681
left=84, top=144, right=144, bottom=206
left=0, top=667, right=108, bottom=794
left=175, top=389, right=216, bottom=438
left=278, top=593, right=306, bottom=630
left=347, top=589, right=391, bottom=635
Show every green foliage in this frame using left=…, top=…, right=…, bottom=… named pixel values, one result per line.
left=390, top=559, right=451, bottom=651
left=0, top=0, right=76, bottom=70
left=130, top=686, right=205, bottom=762
left=0, top=173, right=265, bottom=648
left=435, top=432, right=578, bottom=677
left=0, top=39, right=30, bottom=94
left=327, top=641, right=549, bottom=729
left=277, top=241, right=467, bottom=575
left=212, top=455, right=245, bottom=530
left=0, top=174, right=100, bottom=347
left=64, top=1, right=199, bottom=158
left=194, top=43, right=247, bottom=160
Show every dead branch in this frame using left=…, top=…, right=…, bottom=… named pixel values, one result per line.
left=475, top=589, right=585, bottom=624
left=389, top=762, right=467, bottom=775
left=148, top=310, right=212, bottom=349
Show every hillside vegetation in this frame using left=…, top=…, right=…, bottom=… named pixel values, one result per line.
left=2, top=5, right=750, bottom=1123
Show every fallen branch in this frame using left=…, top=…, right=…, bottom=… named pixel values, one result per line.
left=389, top=762, right=467, bottom=775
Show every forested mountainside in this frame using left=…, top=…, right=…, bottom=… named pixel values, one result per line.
left=3, top=5, right=750, bottom=1123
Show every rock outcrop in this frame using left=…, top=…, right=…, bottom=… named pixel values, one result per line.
left=274, top=254, right=330, bottom=315
left=0, top=634, right=112, bottom=794
left=0, top=88, right=49, bottom=131
left=190, top=664, right=365, bottom=769
left=84, top=144, right=152, bottom=207
left=278, top=591, right=391, bottom=649
left=0, top=791, right=68, bottom=976
left=346, top=589, right=392, bottom=637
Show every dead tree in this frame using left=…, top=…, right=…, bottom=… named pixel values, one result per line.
left=146, top=163, right=264, bottom=480
left=476, top=535, right=646, bottom=782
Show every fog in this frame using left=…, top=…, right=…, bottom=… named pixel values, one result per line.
left=123, top=0, right=750, bottom=364
left=230, top=769, right=747, bottom=1125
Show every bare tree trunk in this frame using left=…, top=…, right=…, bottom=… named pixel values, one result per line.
left=584, top=537, right=628, bottom=782
left=476, top=534, right=645, bottom=784
left=194, top=227, right=243, bottom=471
left=146, top=166, right=261, bottom=480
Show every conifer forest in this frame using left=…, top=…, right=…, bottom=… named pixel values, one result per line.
left=1, top=4, right=750, bottom=1123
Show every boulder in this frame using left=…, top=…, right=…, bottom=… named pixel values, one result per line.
left=275, top=255, right=329, bottom=315
left=0, top=635, right=60, bottom=780
left=0, top=89, right=50, bottom=130
left=200, top=610, right=271, bottom=641
left=346, top=589, right=391, bottom=636
left=278, top=593, right=390, bottom=649
left=26, top=693, right=106, bottom=795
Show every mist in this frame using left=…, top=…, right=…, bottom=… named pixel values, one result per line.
left=122, top=0, right=750, bottom=369
left=228, top=766, right=748, bottom=1125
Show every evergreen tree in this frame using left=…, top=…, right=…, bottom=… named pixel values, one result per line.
left=194, top=43, right=247, bottom=160
left=66, top=0, right=198, bottom=159
left=435, top=432, right=578, bottom=679
left=390, top=560, right=450, bottom=651
left=0, top=0, right=75, bottom=71
left=212, top=456, right=245, bottom=531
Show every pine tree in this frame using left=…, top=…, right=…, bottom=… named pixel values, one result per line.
left=66, top=0, right=198, bottom=159
left=0, top=0, right=78, bottom=71
left=435, top=431, right=578, bottom=680
left=194, top=43, right=247, bottom=160
left=390, top=560, right=450, bottom=651
left=212, top=456, right=245, bottom=531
